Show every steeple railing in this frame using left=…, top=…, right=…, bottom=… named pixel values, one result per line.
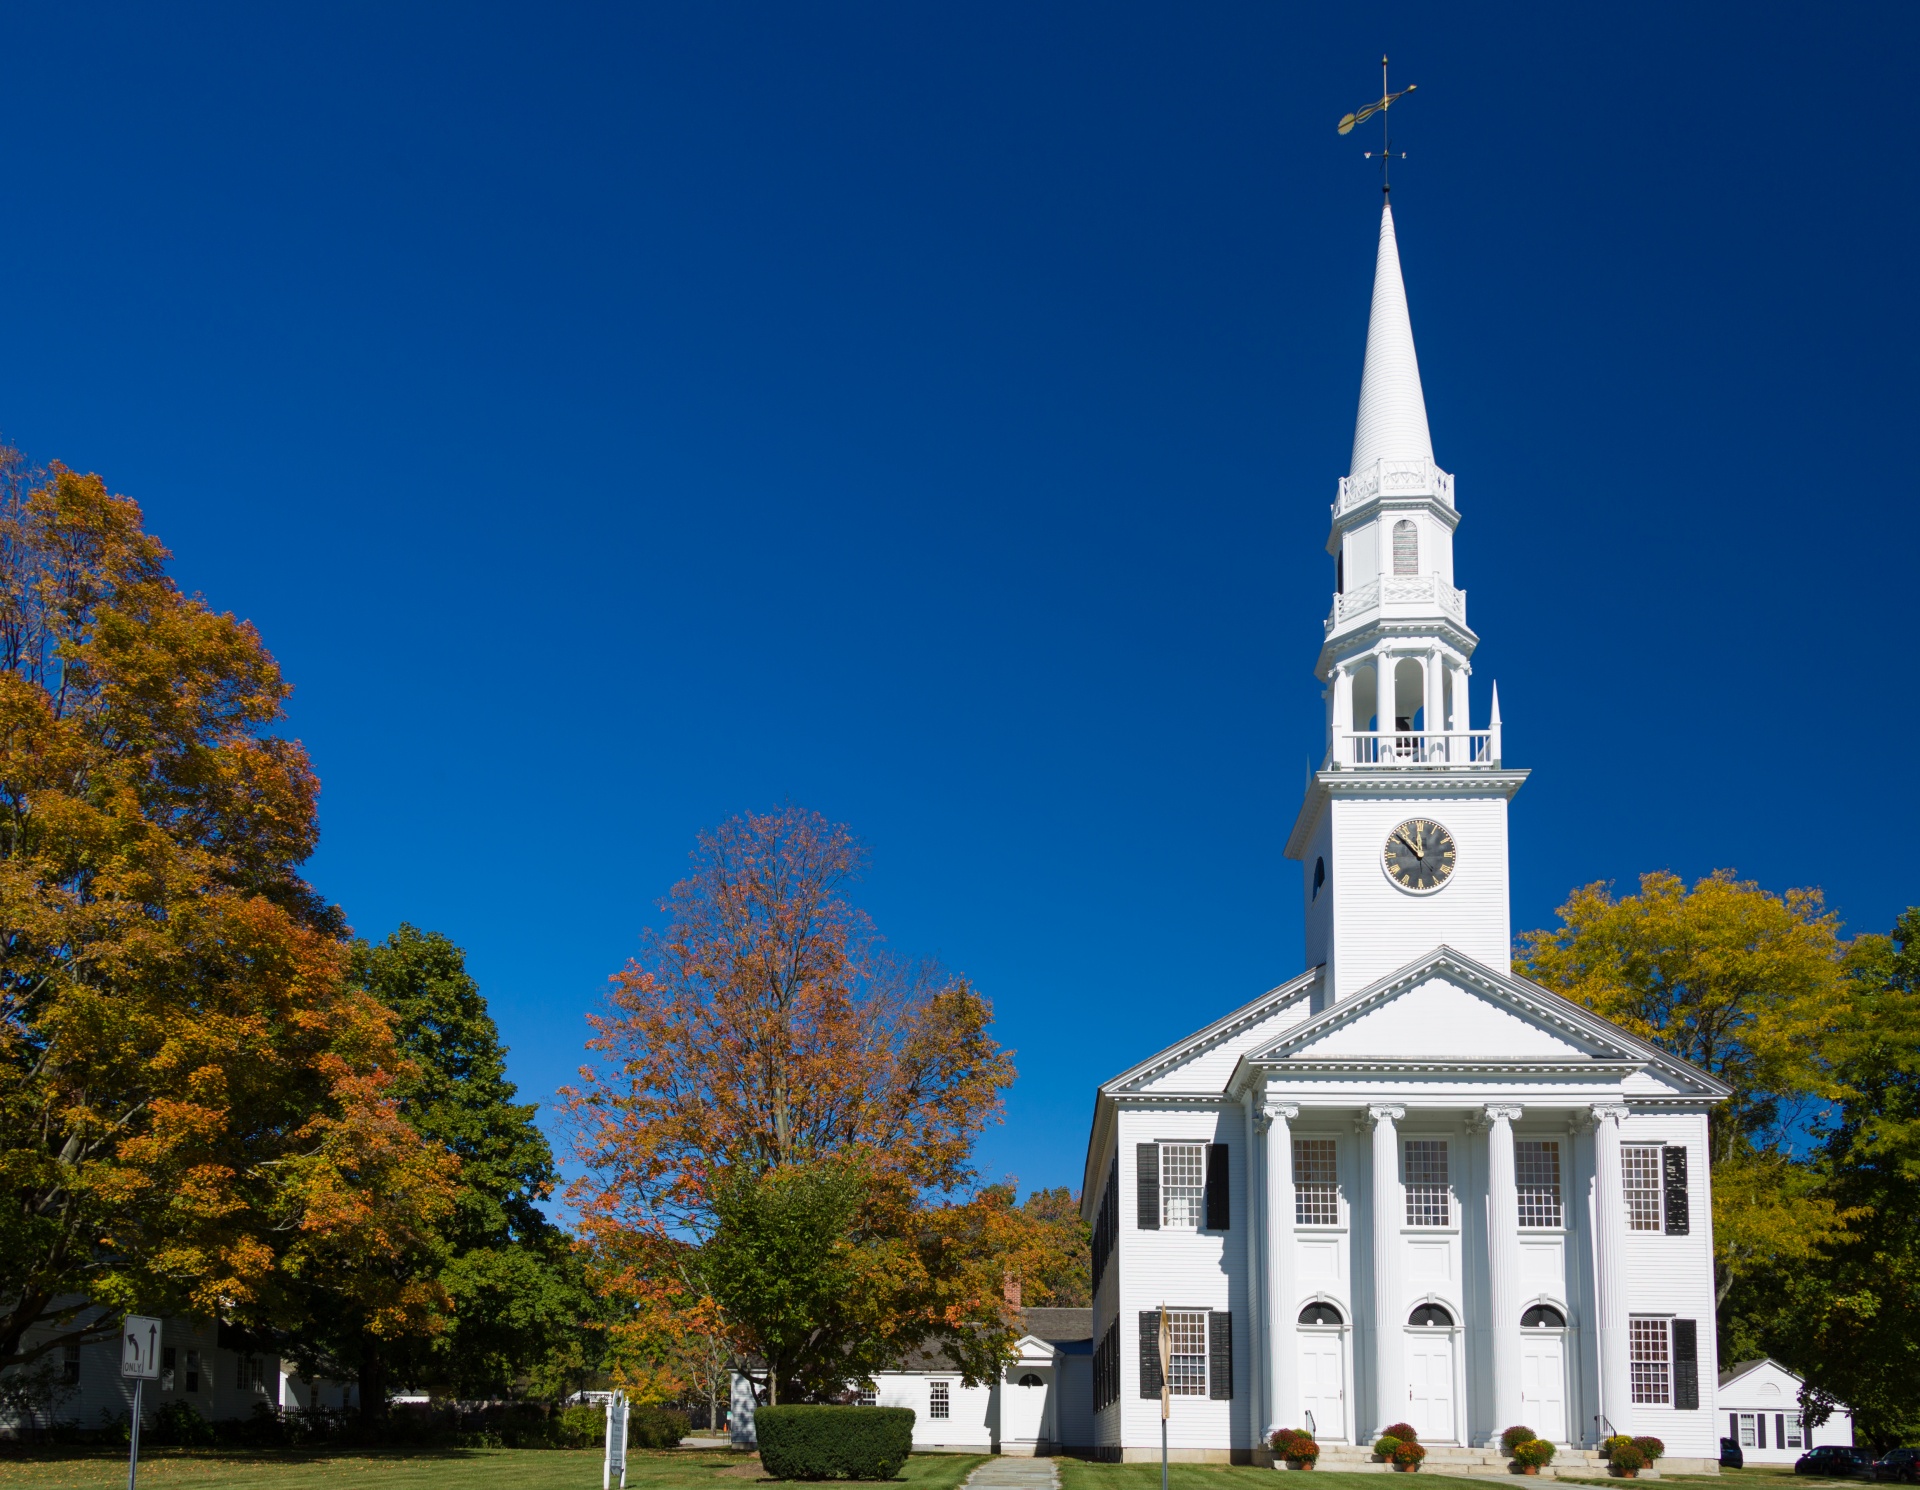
left=1337, top=728, right=1499, bottom=768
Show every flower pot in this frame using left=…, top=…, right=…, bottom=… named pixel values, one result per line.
left=1520, top=1468, right=1539, bottom=1477
left=1290, top=1462, right=1315, bottom=1472
left=1394, top=1465, right=1418, bottom=1473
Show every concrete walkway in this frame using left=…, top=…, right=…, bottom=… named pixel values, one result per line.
left=963, top=1458, right=1060, bottom=1490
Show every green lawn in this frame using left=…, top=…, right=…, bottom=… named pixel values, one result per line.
left=0, top=1449, right=988, bottom=1490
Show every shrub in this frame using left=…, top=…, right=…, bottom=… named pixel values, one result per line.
left=1383, top=1423, right=1419, bottom=1443
left=148, top=1399, right=216, bottom=1447
left=1514, top=1439, right=1556, bottom=1469
left=1375, top=1436, right=1404, bottom=1458
left=1608, top=1444, right=1646, bottom=1476
left=755, top=1405, right=914, bottom=1481
left=1390, top=1440, right=1428, bottom=1471
left=1630, top=1437, right=1664, bottom=1463
left=553, top=1405, right=605, bottom=1449
left=1271, top=1428, right=1320, bottom=1464
left=1601, top=1435, right=1634, bottom=1459
left=630, top=1407, right=690, bottom=1451
left=1500, top=1426, right=1538, bottom=1457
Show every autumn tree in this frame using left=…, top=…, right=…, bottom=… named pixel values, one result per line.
left=1016, top=1187, right=1091, bottom=1308
left=282, top=927, right=591, bottom=1415
left=565, top=806, right=1024, bottom=1402
left=0, top=454, right=454, bottom=1372
left=1517, top=870, right=1852, bottom=1311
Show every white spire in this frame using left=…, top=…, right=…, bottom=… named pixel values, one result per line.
left=1348, top=204, right=1434, bottom=477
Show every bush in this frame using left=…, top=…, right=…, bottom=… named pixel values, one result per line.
left=1608, top=1444, right=1646, bottom=1476
left=147, top=1399, right=216, bottom=1447
left=1601, top=1435, right=1634, bottom=1459
left=1500, top=1426, right=1538, bottom=1457
left=630, top=1407, right=690, bottom=1450
left=1390, top=1441, right=1428, bottom=1471
left=553, top=1405, right=605, bottom=1448
left=1375, top=1436, right=1404, bottom=1458
left=1630, top=1437, right=1664, bottom=1463
left=1271, top=1428, right=1319, bottom=1464
left=755, top=1405, right=914, bottom=1481
left=1513, top=1439, right=1556, bottom=1469
left=1383, top=1423, right=1419, bottom=1443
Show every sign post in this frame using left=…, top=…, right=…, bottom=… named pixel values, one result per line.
left=603, top=1390, right=629, bottom=1490
left=1158, top=1306, right=1171, bottom=1490
left=121, top=1317, right=161, bottom=1490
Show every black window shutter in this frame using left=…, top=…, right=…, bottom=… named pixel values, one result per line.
left=1205, top=1143, right=1231, bottom=1230
left=1208, top=1311, right=1233, bottom=1400
left=1730, top=1413, right=1739, bottom=1440
left=1672, top=1319, right=1699, bottom=1410
left=1137, top=1144, right=1160, bottom=1230
left=1776, top=1415, right=1785, bottom=1448
left=1663, top=1146, right=1691, bottom=1235
left=1139, top=1312, right=1162, bottom=1398
left=1757, top=1413, right=1767, bottom=1449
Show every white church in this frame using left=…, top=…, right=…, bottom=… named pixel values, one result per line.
left=1076, top=204, right=1731, bottom=1471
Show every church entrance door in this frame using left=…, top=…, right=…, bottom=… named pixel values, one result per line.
left=1519, top=1335, right=1566, bottom=1443
left=1297, top=1333, right=1346, bottom=1442
left=1404, top=1336, right=1454, bottom=1442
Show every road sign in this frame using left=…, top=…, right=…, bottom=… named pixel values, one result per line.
left=603, top=1390, right=629, bottom=1490
left=122, top=1317, right=162, bottom=1380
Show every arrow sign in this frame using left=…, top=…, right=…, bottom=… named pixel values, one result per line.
left=122, top=1317, right=162, bottom=1380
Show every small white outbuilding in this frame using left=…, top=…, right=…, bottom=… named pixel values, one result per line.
left=1716, top=1359, right=1851, bottom=1462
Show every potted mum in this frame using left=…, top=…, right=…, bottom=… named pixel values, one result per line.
left=1608, top=1443, right=1647, bottom=1479
left=1500, top=1428, right=1537, bottom=1459
left=1270, top=1428, right=1320, bottom=1470
left=1512, top=1440, right=1556, bottom=1476
left=1631, top=1438, right=1665, bottom=1469
left=1375, top=1425, right=1425, bottom=1473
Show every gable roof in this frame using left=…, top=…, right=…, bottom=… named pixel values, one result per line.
left=1100, top=966, right=1320, bottom=1096
left=1718, top=1356, right=1806, bottom=1391
left=1246, top=946, right=1732, bottom=1100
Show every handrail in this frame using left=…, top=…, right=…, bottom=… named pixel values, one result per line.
left=1338, top=730, right=1498, bottom=767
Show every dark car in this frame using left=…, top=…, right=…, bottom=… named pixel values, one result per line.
left=1874, top=1448, right=1920, bottom=1483
left=1722, top=1438, right=1745, bottom=1470
left=1797, top=1445, right=1875, bottom=1478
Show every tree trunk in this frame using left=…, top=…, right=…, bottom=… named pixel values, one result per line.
left=358, top=1340, right=388, bottom=1425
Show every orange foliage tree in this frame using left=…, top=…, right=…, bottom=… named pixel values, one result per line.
left=0, top=454, right=455, bottom=1372
left=564, top=806, right=1031, bottom=1401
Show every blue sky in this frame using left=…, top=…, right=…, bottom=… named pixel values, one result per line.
left=1, top=3, right=1913, bottom=1203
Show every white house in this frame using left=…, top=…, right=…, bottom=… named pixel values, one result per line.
left=1077, top=202, right=1731, bottom=1471
left=728, top=1309, right=1093, bottom=1456
left=1717, top=1359, right=1852, bottom=1462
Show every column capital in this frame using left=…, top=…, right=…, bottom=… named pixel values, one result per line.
left=1586, top=1102, right=1630, bottom=1130
left=1483, top=1103, right=1524, bottom=1124
left=1262, top=1101, right=1301, bottom=1126
left=1365, top=1103, right=1406, bottom=1127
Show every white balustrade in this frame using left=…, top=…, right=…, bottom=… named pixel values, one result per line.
left=1338, top=730, right=1497, bottom=767
left=1322, top=572, right=1468, bottom=635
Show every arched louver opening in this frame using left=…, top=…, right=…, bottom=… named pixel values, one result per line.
left=1298, top=1302, right=1344, bottom=1325
left=1521, top=1305, right=1567, bottom=1328
left=1407, top=1303, right=1454, bottom=1327
left=1393, top=519, right=1418, bottom=574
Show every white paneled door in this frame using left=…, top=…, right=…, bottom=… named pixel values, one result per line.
left=1519, top=1336, right=1567, bottom=1443
left=1405, top=1336, right=1455, bottom=1442
left=1297, top=1334, right=1346, bottom=1441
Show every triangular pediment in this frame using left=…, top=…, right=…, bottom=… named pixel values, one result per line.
left=1103, top=967, right=1319, bottom=1097
left=1251, top=947, right=1731, bottom=1097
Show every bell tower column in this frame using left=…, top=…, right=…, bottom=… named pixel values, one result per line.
left=1368, top=1104, right=1405, bottom=1436
left=1265, top=1102, right=1300, bottom=1436
left=1484, top=1104, right=1525, bottom=1440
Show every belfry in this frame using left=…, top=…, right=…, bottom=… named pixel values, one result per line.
left=1074, top=206, right=1731, bottom=1469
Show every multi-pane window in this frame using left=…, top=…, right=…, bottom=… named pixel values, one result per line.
left=1167, top=1311, right=1208, bottom=1396
left=1516, top=1140, right=1563, bottom=1228
left=856, top=1386, right=877, bottom=1407
left=1783, top=1415, right=1804, bottom=1448
left=1630, top=1318, right=1670, bottom=1404
left=1737, top=1415, right=1757, bottom=1448
left=1623, top=1145, right=1664, bottom=1231
left=929, top=1381, right=950, bottom=1419
left=1294, top=1138, right=1339, bottom=1225
left=60, top=1344, right=80, bottom=1385
left=1404, top=1139, right=1450, bottom=1226
left=1161, top=1143, right=1206, bottom=1229
left=1393, top=519, right=1419, bottom=574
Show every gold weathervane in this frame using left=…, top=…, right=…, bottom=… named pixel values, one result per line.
left=1338, top=55, right=1416, bottom=198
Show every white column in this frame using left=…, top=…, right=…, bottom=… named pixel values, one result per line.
left=1243, top=1091, right=1266, bottom=1450
left=1590, top=1105, right=1632, bottom=1440
left=1265, top=1103, right=1300, bottom=1435
left=1424, top=650, right=1441, bottom=736
left=1484, top=1104, right=1525, bottom=1441
left=1332, top=666, right=1354, bottom=765
left=1376, top=650, right=1395, bottom=736
left=1368, top=1104, right=1405, bottom=1438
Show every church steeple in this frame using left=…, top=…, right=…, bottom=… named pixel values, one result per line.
left=1349, top=204, right=1434, bottom=476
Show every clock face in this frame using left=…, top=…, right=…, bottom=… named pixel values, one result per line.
left=1383, top=817, right=1456, bottom=893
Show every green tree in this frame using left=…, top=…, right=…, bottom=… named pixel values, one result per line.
left=1017, top=1187, right=1090, bottom=1308
left=1517, top=870, right=1853, bottom=1308
left=286, top=927, right=590, bottom=1411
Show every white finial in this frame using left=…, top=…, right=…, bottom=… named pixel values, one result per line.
left=1348, top=205, right=1435, bottom=477
left=1489, top=681, right=1502, bottom=726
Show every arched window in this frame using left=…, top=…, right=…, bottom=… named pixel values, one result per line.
left=1017, top=1373, right=1044, bottom=1387
left=1298, top=1302, right=1344, bottom=1326
left=1521, top=1305, right=1567, bottom=1329
left=1393, top=520, right=1419, bottom=574
left=1408, top=1303, right=1454, bottom=1327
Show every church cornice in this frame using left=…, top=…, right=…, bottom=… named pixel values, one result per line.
left=1259, top=1058, right=1647, bottom=1078
left=1324, top=489, right=1461, bottom=554
left=1317, top=615, right=1480, bottom=678
left=1284, top=767, right=1529, bottom=860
